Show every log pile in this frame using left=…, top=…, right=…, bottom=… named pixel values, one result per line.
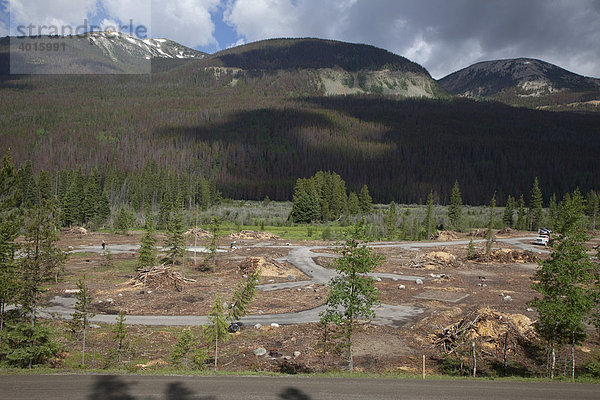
left=407, top=251, right=460, bottom=268
left=472, top=249, right=537, bottom=263
left=433, top=308, right=535, bottom=354
left=130, top=265, right=196, bottom=291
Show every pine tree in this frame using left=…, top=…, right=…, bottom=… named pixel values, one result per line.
left=204, top=217, right=221, bottom=272
left=384, top=202, right=398, bottom=239
left=112, top=311, right=129, bottom=369
left=585, top=190, right=599, bottom=231
left=529, top=189, right=597, bottom=379
left=547, top=194, right=559, bottom=231
left=530, top=177, right=544, bottom=231
left=502, top=195, right=515, bottom=228
left=137, top=227, right=157, bottom=270
left=165, top=206, right=186, bottom=266
left=485, top=194, right=496, bottom=257
left=448, top=180, right=463, bottom=231
left=203, top=294, right=229, bottom=371
left=228, top=270, right=260, bottom=322
left=0, top=151, right=21, bottom=335
left=320, top=222, right=384, bottom=371
left=358, top=184, right=373, bottom=215
left=70, top=278, right=94, bottom=366
left=516, top=195, right=527, bottom=231
left=81, top=170, right=101, bottom=225
left=95, top=192, right=111, bottom=227
left=16, top=160, right=37, bottom=209
left=424, top=191, right=435, bottom=239
left=158, top=191, right=173, bottom=230
left=347, top=192, right=360, bottom=215
left=114, top=207, right=135, bottom=235
left=171, top=329, right=205, bottom=369
left=18, top=201, right=66, bottom=368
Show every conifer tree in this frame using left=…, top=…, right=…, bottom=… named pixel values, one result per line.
left=320, top=221, right=384, bottom=372
left=203, top=294, right=229, bottom=371
left=516, top=195, right=527, bottom=231
left=81, top=170, right=101, bottom=225
left=18, top=201, right=66, bottom=368
left=112, top=311, right=128, bottom=369
left=530, top=189, right=596, bottom=379
left=485, top=194, right=496, bottom=257
left=114, top=207, right=135, bottom=235
left=16, top=160, right=37, bottom=209
left=95, top=193, right=111, bottom=227
left=530, top=177, right=544, bottom=231
left=502, top=195, right=515, bottom=228
left=137, top=224, right=157, bottom=270
left=424, top=191, right=435, bottom=239
left=347, top=192, right=360, bottom=215
left=165, top=206, right=186, bottom=266
left=0, top=151, right=20, bottom=335
left=448, top=180, right=463, bottom=231
left=70, top=278, right=94, bottom=366
left=358, top=184, right=373, bottom=215
left=384, top=202, right=398, bottom=239
left=585, top=190, right=599, bottom=231
left=547, top=194, right=558, bottom=231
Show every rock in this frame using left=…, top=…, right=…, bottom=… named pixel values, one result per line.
left=288, top=275, right=296, bottom=281
left=147, top=290, right=152, bottom=294
left=254, top=323, right=262, bottom=329
left=526, top=307, right=534, bottom=312
left=64, top=289, right=81, bottom=294
left=253, top=347, right=267, bottom=356
left=271, top=323, right=280, bottom=328
left=374, top=277, right=382, bottom=282
left=314, top=288, right=320, bottom=293
left=392, top=277, right=398, bottom=281
left=106, top=298, right=114, bottom=303
left=293, top=351, right=301, bottom=358
left=118, top=293, right=123, bottom=297
left=284, top=356, right=291, bottom=360
left=398, top=285, right=406, bottom=290
left=415, top=279, right=423, bottom=285
left=268, top=279, right=275, bottom=283
left=269, top=350, right=282, bottom=358
left=228, top=323, right=241, bottom=333
left=297, top=288, right=302, bottom=291
left=499, top=293, right=504, bottom=297
left=503, top=295, right=512, bottom=302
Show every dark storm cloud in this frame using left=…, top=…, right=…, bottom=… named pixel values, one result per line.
left=226, top=0, right=600, bottom=78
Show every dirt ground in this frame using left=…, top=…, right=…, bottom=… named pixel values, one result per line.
left=46, top=230, right=600, bottom=375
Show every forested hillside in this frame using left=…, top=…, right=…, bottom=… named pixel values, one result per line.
left=1, top=38, right=599, bottom=205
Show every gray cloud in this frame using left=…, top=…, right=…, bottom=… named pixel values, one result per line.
left=225, top=0, right=600, bottom=78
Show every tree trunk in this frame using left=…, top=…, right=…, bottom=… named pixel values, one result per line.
left=472, top=341, right=477, bottom=378
left=214, top=337, right=219, bottom=371
left=82, top=325, right=86, bottom=366
left=347, top=321, right=353, bottom=372
left=571, top=335, right=575, bottom=381
left=551, top=345, right=556, bottom=379
left=503, top=331, right=509, bottom=376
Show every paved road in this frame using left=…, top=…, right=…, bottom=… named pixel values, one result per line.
left=0, top=374, right=597, bottom=400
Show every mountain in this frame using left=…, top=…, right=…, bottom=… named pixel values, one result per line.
left=193, top=38, right=447, bottom=97
left=438, top=58, right=600, bottom=110
left=2, top=32, right=206, bottom=74
left=1, top=37, right=599, bottom=205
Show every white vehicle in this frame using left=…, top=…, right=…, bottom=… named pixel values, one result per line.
left=533, top=235, right=549, bottom=246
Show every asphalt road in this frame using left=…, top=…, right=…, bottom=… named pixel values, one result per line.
left=0, top=374, right=597, bottom=400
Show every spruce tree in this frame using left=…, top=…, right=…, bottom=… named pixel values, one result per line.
left=485, top=194, right=496, bottom=257
left=112, top=311, right=128, bottom=369
left=358, top=184, right=373, bottom=215
left=547, top=194, right=558, bottom=231
left=16, top=160, right=37, bottom=209
left=424, top=191, right=435, bottom=239
left=70, top=278, right=94, bottom=366
left=137, top=227, right=157, bottom=270
left=585, top=190, right=599, bottom=231
left=448, top=180, right=463, bottom=231
left=320, top=222, right=384, bottom=372
left=384, top=202, right=398, bottom=239
left=18, top=201, right=66, bottom=368
left=95, top=193, right=111, bottom=227
left=347, top=192, right=360, bottom=215
left=502, top=195, right=515, bottom=228
left=530, top=177, right=544, bottom=231
left=530, top=190, right=596, bottom=379
left=516, top=195, right=527, bottom=231
left=165, top=206, right=186, bottom=266
left=0, top=151, right=20, bottom=335
left=203, top=294, right=229, bottom=371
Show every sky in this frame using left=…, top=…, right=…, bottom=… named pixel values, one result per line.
left=1, top=0, right=599, bottom=79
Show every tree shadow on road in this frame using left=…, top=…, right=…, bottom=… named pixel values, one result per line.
left=87, top=375, right=135, bottom=400
left=279, top=387, right=312, bottom=400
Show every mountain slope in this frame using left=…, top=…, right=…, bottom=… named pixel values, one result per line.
left=4, top=32, right=206, bottom=74
left=438, top=58, right=600, bottom=109
left=194, top=38, right=447, bottom=97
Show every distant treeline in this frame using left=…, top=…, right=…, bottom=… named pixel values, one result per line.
left=1, top=66, right=599, bottom=204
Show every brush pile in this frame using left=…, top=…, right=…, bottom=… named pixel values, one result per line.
left=130, top=265, right=196, bottom=291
